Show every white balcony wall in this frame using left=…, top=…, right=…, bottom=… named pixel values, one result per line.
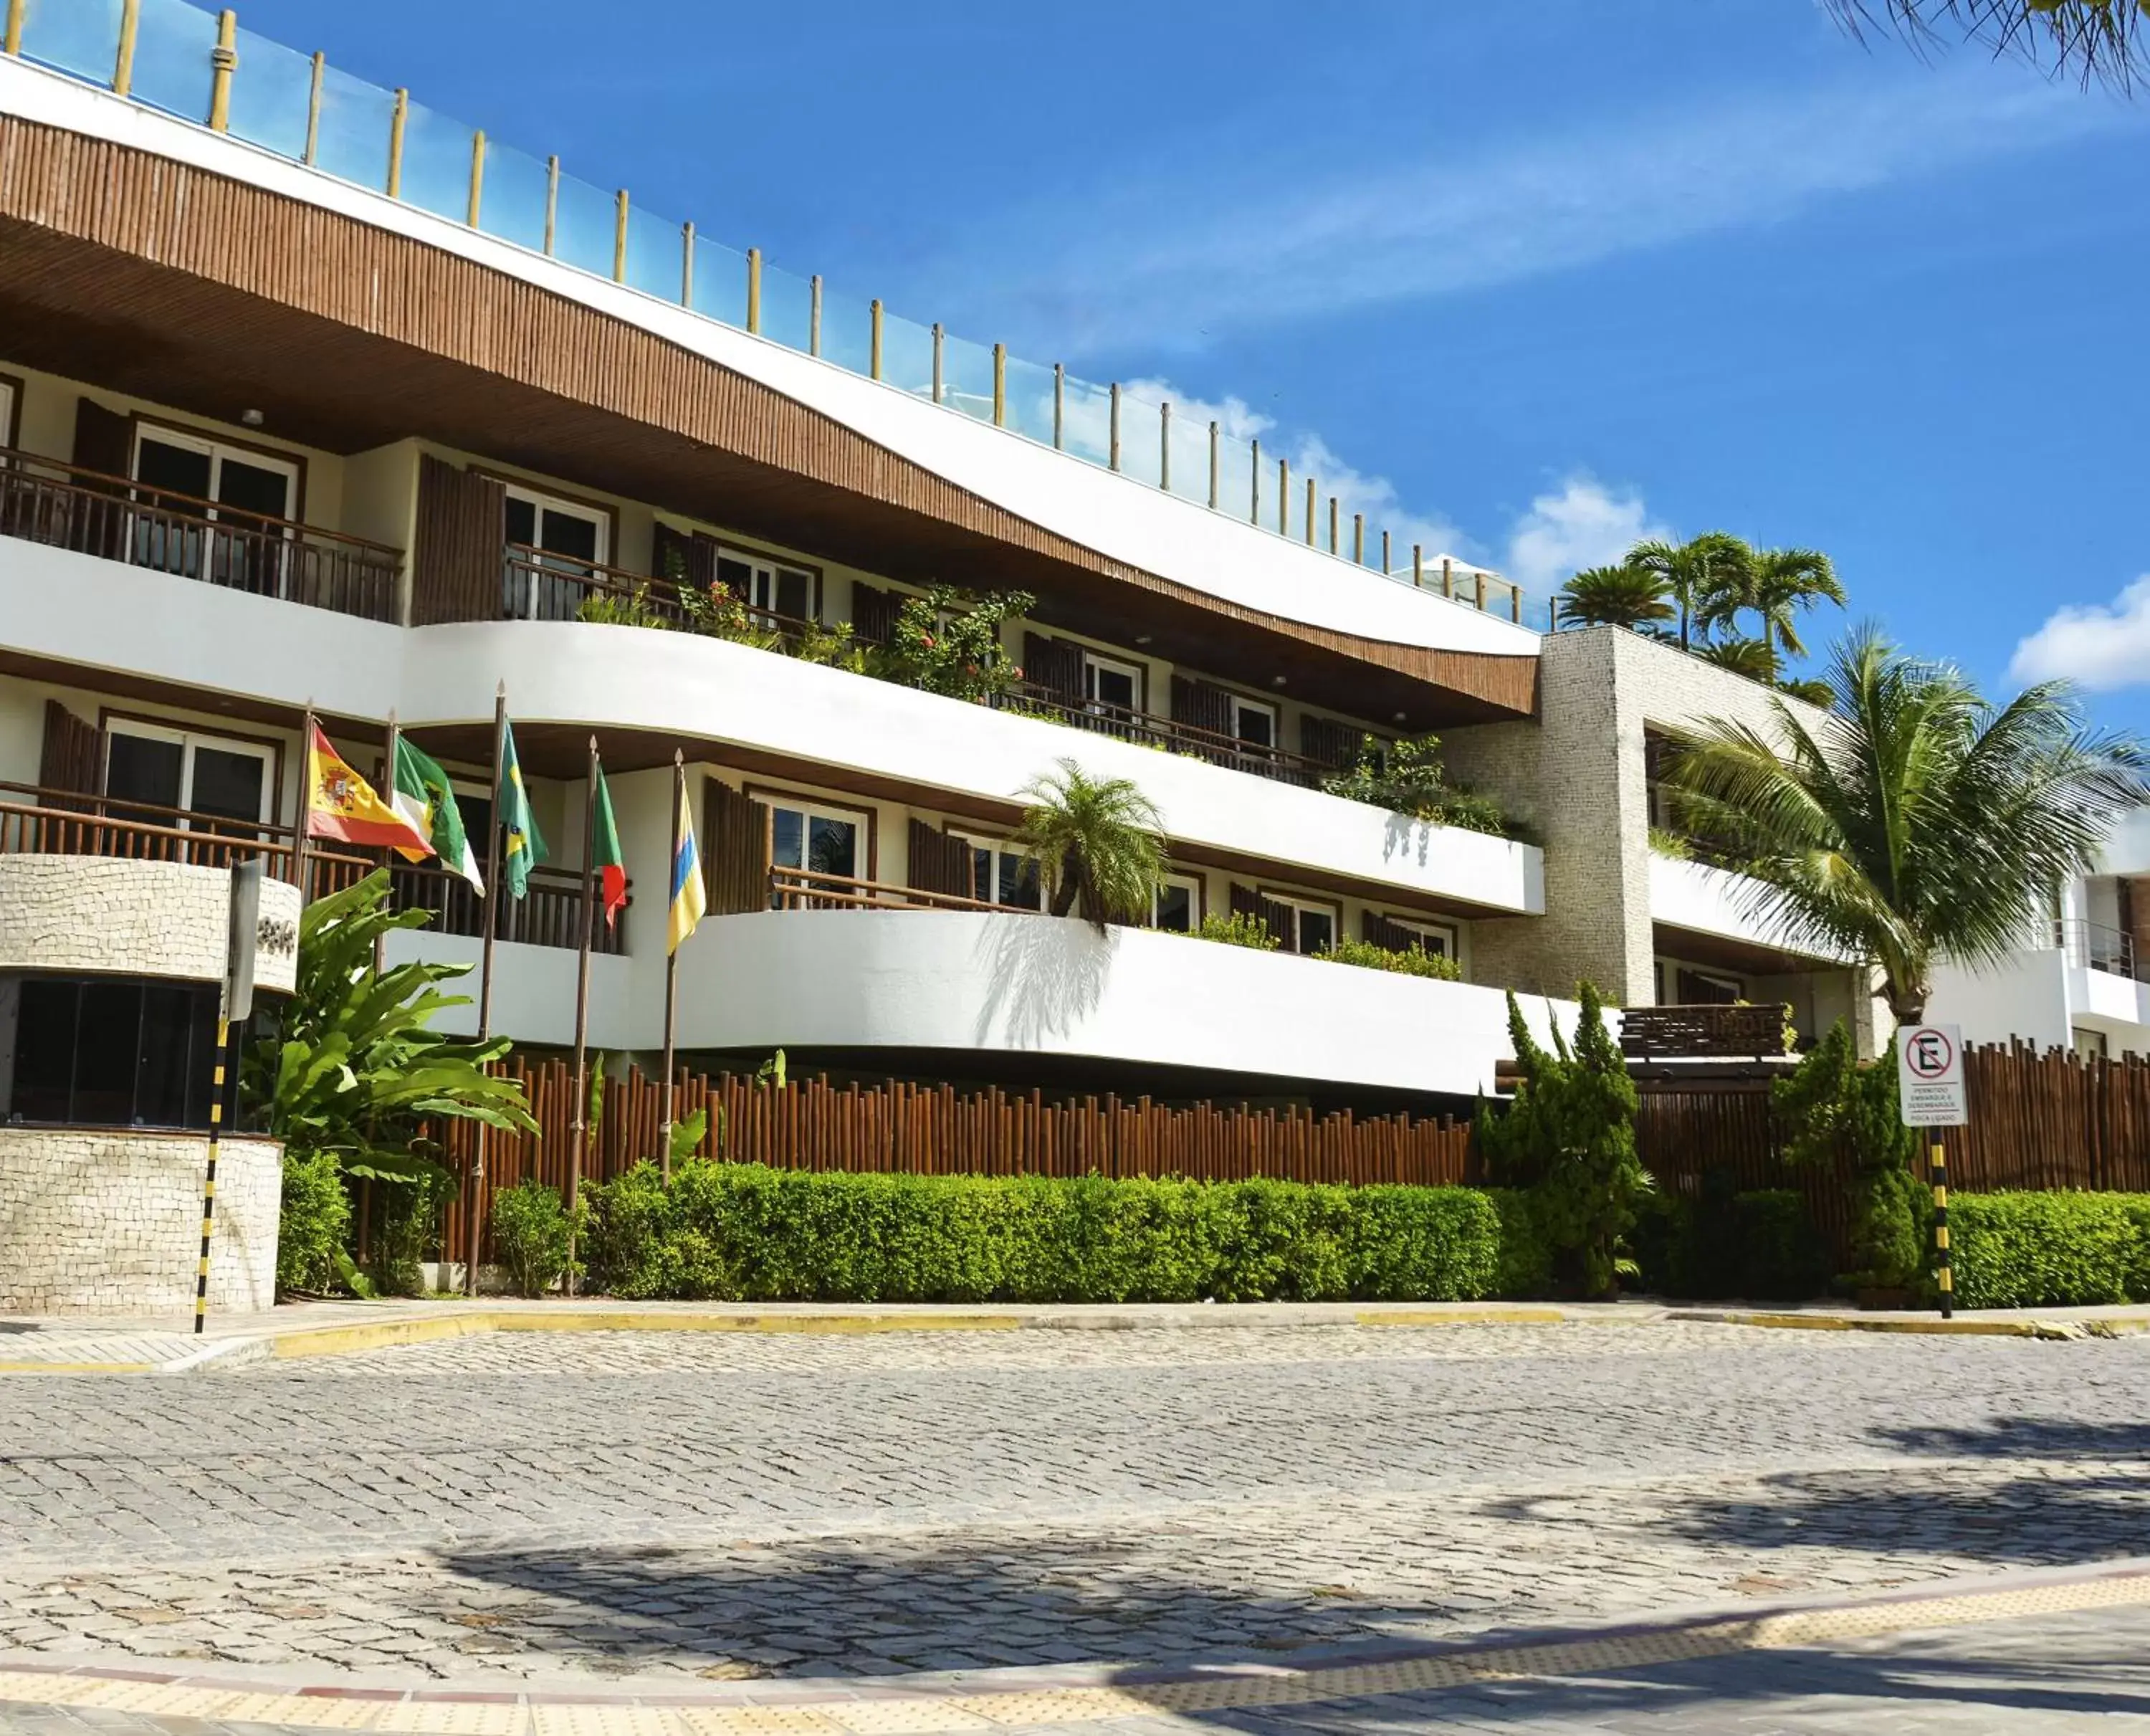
left=398, top=907, right=1585, bottom=1097
left=1647, top=854, right=1843, bottom=964
left=1, top=59, right=1541, bottom=665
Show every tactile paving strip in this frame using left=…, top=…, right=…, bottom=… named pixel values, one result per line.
left=2, top=1568, right=2146, bottom=1733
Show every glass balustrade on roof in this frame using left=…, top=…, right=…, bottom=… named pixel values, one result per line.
left=6, top=0, right=1540, bottom=635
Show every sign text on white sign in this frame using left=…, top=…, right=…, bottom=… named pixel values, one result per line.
left=1896, top=1022, right=1967, bottom=1128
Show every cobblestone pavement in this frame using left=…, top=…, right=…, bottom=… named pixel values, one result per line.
left=0, top=1322, right=2145, bottom=1688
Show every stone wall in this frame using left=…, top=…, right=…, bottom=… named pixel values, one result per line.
left=0, top=857, right=299, bottom=993
left=0, top=1129, right=282, bottom=1315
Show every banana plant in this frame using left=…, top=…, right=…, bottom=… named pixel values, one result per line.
left=244, top=869, right=538, bottom=1182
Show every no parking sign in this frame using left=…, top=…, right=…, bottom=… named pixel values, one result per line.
left=1896, top=1023, right=1967, bottom=1128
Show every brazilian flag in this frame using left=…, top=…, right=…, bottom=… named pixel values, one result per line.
left=498, top=722, right=548, bottom=900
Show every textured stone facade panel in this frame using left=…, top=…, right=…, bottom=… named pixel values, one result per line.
left=0, top=1129, right=282, bottom=1315
left=0, top=858, right=299, bottom=993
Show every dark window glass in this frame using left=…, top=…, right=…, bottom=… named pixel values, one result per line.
left=770, top=809, right=804, bottom=869
left=135, top=437, right=213, bottom=505
left=808, top=816, right=857, bottom=879
left=773, top=568, right=812, bottom=620
left=10, top=978, right=78, bottom=1122
left=539, top=506, right=599, bottom=563
left=135, top=982, right=196, bottom=1128
left=106, top=732, right=185, bottom=817
left=971, top=845, right=993, bottom=904
left=72, top=981, right=143, bottom=1125
left=1235, top=704, right=1274, bottom=750
left=504, top=496, right=537, bottom=547
left=1298, top=909, right=1335, bottom=955
left=1155, top=883, right=1193, bottom=933
left=215, top=457, right=290, bottom=525
left=189, top=747, right=264, bottom=828
left=999, top=852, right=1041, bottom=911
left=716, top=555, right=755, bottom=598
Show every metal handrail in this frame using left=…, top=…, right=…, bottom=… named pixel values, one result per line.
left=2055, top=917, right=2143, bottom=981
left=769, top=864, right=1005, bottom=913
left=989, top=684, right=1334, bottom=786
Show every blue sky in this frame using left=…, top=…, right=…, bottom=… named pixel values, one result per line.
left=236, top=0, right=2150, bottom=726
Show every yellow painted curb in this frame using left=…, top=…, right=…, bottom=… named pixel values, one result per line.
left=1355, top=1307, right=1567, bottom=1327
left=1708, top=1312, right=2041, bottom=1337
left=269, top=1312, right=495, bottom=1360
left=0, top=1361, right=156, bottom=1375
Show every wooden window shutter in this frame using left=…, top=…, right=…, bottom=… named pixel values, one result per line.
left=907, top=820, right=973, bottom=900
left=1228, top=880, right=1291, bottom=948
left=1021, top=634, right=1083, bottom=702
left=1361, top=910, right=1418, bottom=953
left=1301, top=715, right=1367, bottom=771
left=851, top=583, right=901, bottom=645
left=1171, top=675, right=1233, bottom=739
left=68, top=399, right=133, bottom=561
left=702, top=777, right=773, bottom=914
left=37, top=700, right=102, bottom=808
left=411, top=456, right=506, bottom=626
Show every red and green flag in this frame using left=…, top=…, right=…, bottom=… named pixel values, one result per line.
left=592, top=763, right=627, bottom=929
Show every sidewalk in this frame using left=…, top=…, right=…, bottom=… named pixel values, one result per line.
left=5, top=1293, right=2148, bottom=1373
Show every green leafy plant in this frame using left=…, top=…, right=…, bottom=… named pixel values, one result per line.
left=1321, top=733, right=1511, bottom=838
left=366, top=1169, right=455, bottom=1297
left=792, top=616, right=868, bottom=671
left=247, top=871, right=536, bottom=1183
left=1010, top=759, right=1167, bottom=930
left=1624, top=532, right=1754, bottom=654
left=1947, top=1192, right=2150, bottom=1309
left=1647, top=826, right=1694, bottom=859
left=1557, top=563, right=1675, bottom=631
left=1773, top=1021, right=1927, bottom=1289
left=1667, top=629, right=2150, bottom=1021
left=274, top=1149, right=350, bottom=1295
left=489, top=1179, right=579, bottom=1298
left=579, top=1163, right=1506, bottom=1304
left=1318, top=936, right=1462, bottom=980
left=576, top=584, right=673, bottom=630
left=1698, top=545, right=1845, bottom=669
left=677, top=578, right=784, bottom=649
left=1475, top=985, right=1647, bottom=1299
left=878, top=583, right=1035, bottom=702
left=1184, top=910, right=1281, bottom=951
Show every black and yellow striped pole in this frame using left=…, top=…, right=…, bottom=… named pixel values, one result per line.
left=193, top=1011, right=235, bottom=1335
left=1931, top=1139, right=1954, bottom=1320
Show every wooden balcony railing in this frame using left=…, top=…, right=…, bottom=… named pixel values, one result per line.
left=1619, top=1003, right=1795, bottom=1062
left=0, top=786, right=621, bottom=953
left=0, top=448, right=403, bottom=623
left=769, top=864, right=1006, bottom=913
left=988, top=685, right=1334, bottom=788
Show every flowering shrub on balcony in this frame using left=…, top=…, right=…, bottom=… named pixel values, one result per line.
left=877, top=583, right=1034, bottom=702
left=1322, top=733, right=1513, bottom=839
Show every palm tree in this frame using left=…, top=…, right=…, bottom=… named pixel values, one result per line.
left=1825, top=1, right=2146, bottom=89
left=1624, top=533, right=1752, bottom=653
left=1692, top=636, right=1779, bottom=682
left=1011, top=759, right=1167, bottom=932
left=1698, top=546, right=1845, bottom=668
left=1665, top=629, right=2150, bottom=1022
left=1556, top=564, right=1674, bottom=633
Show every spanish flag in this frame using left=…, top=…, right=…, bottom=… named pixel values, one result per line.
left=305, top=722, right=434, bottom=857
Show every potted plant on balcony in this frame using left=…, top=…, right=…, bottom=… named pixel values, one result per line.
left=1013, top=759, right=1166, bottom=933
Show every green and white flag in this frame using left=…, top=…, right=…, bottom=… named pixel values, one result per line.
left=497, top=721, right=547, bottom=900
left=393, top=736, right=483, bottom=893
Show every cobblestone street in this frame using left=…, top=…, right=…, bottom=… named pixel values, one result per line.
left=0, top=1320, right=2144, bottom=1697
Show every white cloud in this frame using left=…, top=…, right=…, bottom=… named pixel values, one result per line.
left=1504, top=476, right=1669, bottom=593
left=966, top=68, right=2135, bottom=353
left=2009, top=578, right=2150, bottom=690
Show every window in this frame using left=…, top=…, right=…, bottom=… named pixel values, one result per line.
left=104, top=721, right=273, bottom=831
left=962, top=836, right=1043, bottom=910
left=1266, top=893, right=1338, bottom=955
left=0, top=376, right=16, bottom=449
left=1667, top=963, right=1744, bottom=1005
left=503, top=485, right=609, bottom=620
left=1231, top=695, right=1278, bottom=751
left=2075, top=1026, right=2111, bottom=1062
left=130, top=425, right=300, bottom=593
left=1083, top=653, right=1144, bottom=716
left=1, top=975, right=223, bottom=1130
left=1380, top=915, right=1459, bottom=960
left=1152, top=874, right=1201, bottom=933
left=766, top=793, right=869, bottom=898
left=715, top=548, right=816, bottom=621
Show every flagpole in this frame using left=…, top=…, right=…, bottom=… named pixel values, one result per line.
left=467, top=682, right=508, bottom=1299
left=567, top=734, right=598, bottom=1298
left=661, top=748, right=684, bottom=1180
left=375, top=710, right=399, bottom=975
left=293, top=700, right=317, bottom=905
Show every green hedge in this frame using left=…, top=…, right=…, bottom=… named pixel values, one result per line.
left=580, top=1163, right=1509, bottom=1304
left=1949, top=1192, right=2150, bottom=1310
left=1630, top=1185, right=1831, bottom=1302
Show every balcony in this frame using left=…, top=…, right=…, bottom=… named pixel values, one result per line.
left=497, top=543, right=1349, bottom=795
left=0, top=788, right=621, bottom=954
left=0, top=448, right=403, bottom=624
left=2056, top=917, right=2144, bottom=983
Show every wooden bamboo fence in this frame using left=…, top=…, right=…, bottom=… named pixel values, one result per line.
left=427, top=1041, right=2150, bottom=1269
left=432, top=1058, right=1473, bottom=1267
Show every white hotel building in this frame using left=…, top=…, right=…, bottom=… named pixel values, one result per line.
left=2, top=0, right=2127, bottom=1236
